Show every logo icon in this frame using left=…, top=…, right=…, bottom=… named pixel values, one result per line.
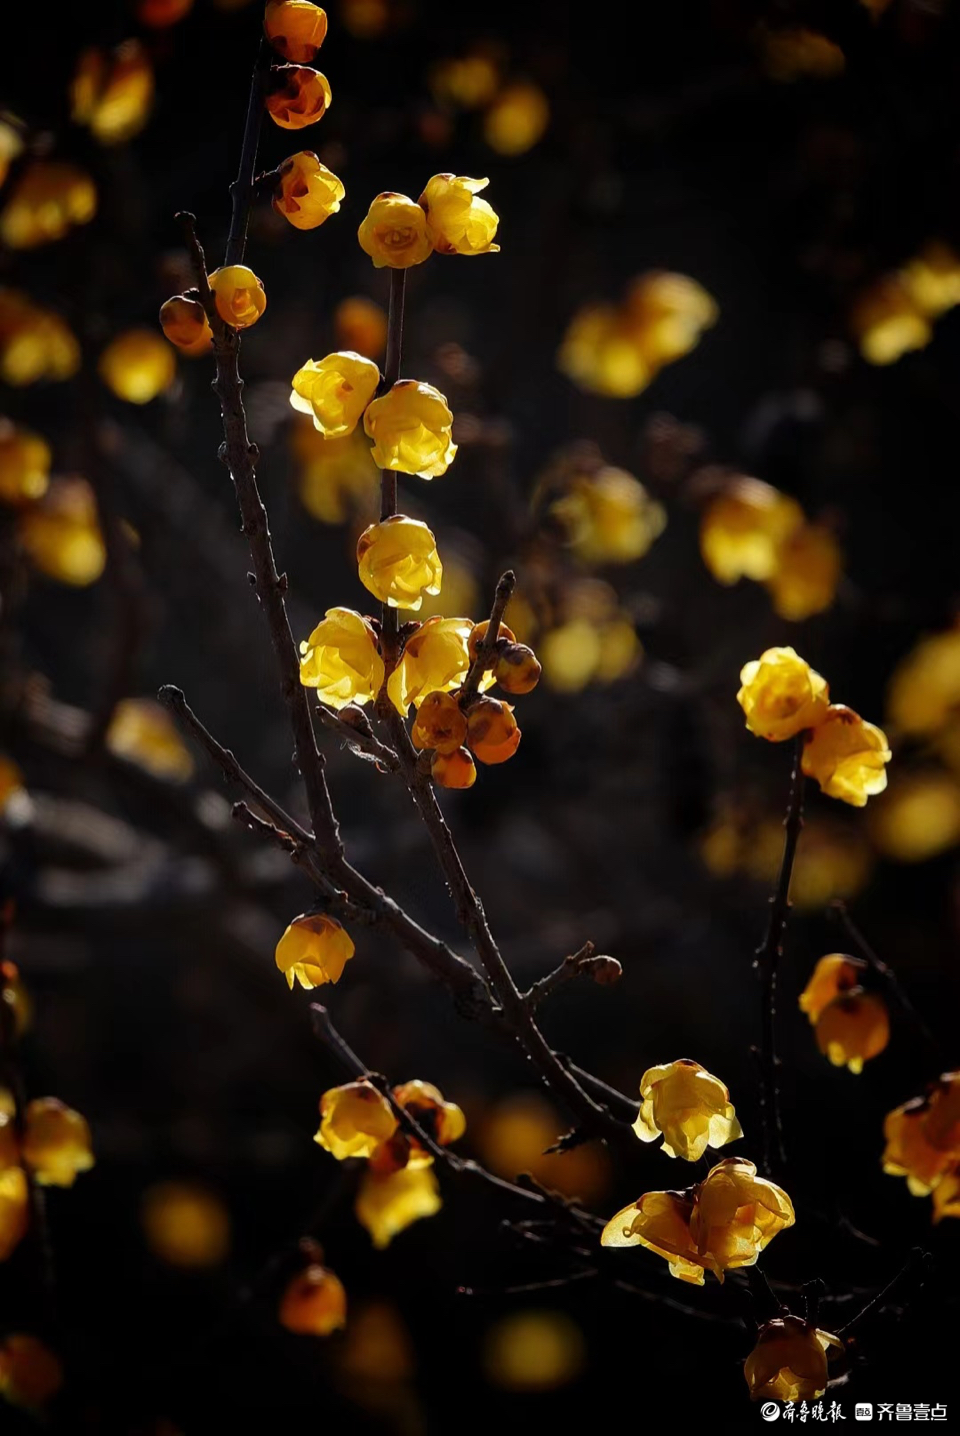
left=855, top=1406, right=874, bottom=1422
left=760, top=1405, right=781, bottom=1423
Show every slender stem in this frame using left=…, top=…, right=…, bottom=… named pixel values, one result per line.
left=830, top=902, right=944, bottom=1061
left=378, top=269, right=407, bottom=659
left=314, top=702, right=400, bottom=772
left=755, top=737, right=805, bottom=1178
left=839, top=1249, right=930, bottom=1338
left=224, top=36, right=272, bottom=268
left=459, top=570, right=517, bottom=706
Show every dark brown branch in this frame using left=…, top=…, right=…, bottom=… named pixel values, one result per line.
left=839, top=1249, right=931, bottom=1339
left=523, top=941, right=622, bottom=1009
left=314, top=702, right=400, bottom=772
left=459, top=570, right=517, bottom=706
left=224, top=36, right=272, bottom=268
left=830, top=901, right=943, bottom=1060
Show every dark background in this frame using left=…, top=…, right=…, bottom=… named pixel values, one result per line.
left=2, top=0, right=960, bottom=1429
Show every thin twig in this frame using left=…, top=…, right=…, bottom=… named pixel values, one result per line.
left=523, top=941, right=622, bottom=1009
left=459, top=570, right=517, bottom=706
left=838, top=1249, right=931, bottom=1339
left=314, top=702, right=400, bottom=772
left=830, top=902, right=943, bottom=1060
left=225, top=36, right=273, bottom=268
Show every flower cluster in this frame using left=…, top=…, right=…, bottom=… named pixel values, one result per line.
left=0, top=163, right=97, bottom=251
left=558, top=271, right=717, bottom=398
left=264, top=2, right=332, bottom=127
left=851, top=241, right=960, bottom=365
left=71, top=40, right=154, bottom=145
left=314, top=1079, right=464, bottom=1247
left=738, top=647, right=891, bottom=806
left=358, top=175, right=499, bottom=269
left=883, top=1071, right=960, bottom=1220
left=429, top=50, right=550, bottom=157
left=700, top=474, right=842, bottom=621
left=504, top=574, right=641, bottom=695
left=799, top=954, right=889, bottom=1073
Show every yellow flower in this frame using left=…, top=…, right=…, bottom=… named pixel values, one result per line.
left=700, top=476, right=804, bottom=585
left=106, top=698, right=194, bottom=780
left=290, top=351, right=380, bottom=438
left=0, top=421, right=50, bottom=505
left=419, top=174, right=500, bottom=256
left=358, top=192, right=433, bottom=269
left=0, top=1334, right=63, bottom=1412
left=0, top=1167, right=29, bottom=1262
left=278, top=1263, right=347, bottom=1336
left=550, top=466, right=666, bottom=565
left=799, top=954, right=865, bottom=1024
left=0, top=291, right=80, bottom=385
left=208, top=265, right=267, bottom=329
left=392, top=1078, right=466, bottom=1160
left=22, top=1097, right=94, bottom=1187
left=264, top=0, right=328, bottom=63
left=765, top=522, right=842, bottom=621
left=295, top=424, right=379, bottom=523
left=388, top=616, right=472, bottom=714
left=159, top=295, right=213, bottom=355
left=632, top=1059, right=742, bottom=1161
left=558, top=304, right=655, bottom=399
left=691, top=1157, right=795, bottom=1278
left=0, top=119, right=23, bottom=190
left=802, top=705, right=891, bottom=806
left=430, top=53, right=500, bottom=110
left=273, top=150, right=344, bottom=229
left=601, top=1188, right=705, bottom=1284
left=355, top=1164, right=442, bottom=1248
left=483, top=81, right=550, bottom=156
left=70, top=40, right=154, bottom=145
left=141, top=1181, right=231, bottom=1266
left=886, top=628, right=960, bottom=738
left=882, top=1098, right=956, bottom=1196
left=275, top=912, right=355, bottom=990
left=315, top=1081, right=398, bottom=1160
left=852, top=277, right=931, bottom=365
left=299, top=607, right=385, bottom=709
left=364, top=380, right=456, bottom=478
left=737, top=647, right=830, bottom=742
left=465, top=697, right=521, bottom=765
left=266, top=65, right=332, bottom=129
left=99, top=328, right=176, bottom=404
left=334, top=296, right=388, bottom=360
left=357, top=515, right=442, bottom=610
left=932, top=1168, right=960, bottom=1223
left=814, top=989, right=889, bottom=1073
left=745, top=1317, right=842, bottom=1403
left=0, top=162, right=97, bottom=249
left=869, top=770, right=960, bottom=862
left=900, top=241, right=960, bottom=319
left=17, top=477, right=106, bottom=587
left=921, top=1071, right=960, bottom=1154
left=483, top=1311, right=586, bottom=1392
left=625, top=270, right=718, bottom=366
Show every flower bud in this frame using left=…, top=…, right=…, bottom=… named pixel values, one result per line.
left=264, top=1, right=328, bottom=63
left=465, top=697, right=521, bottom=765
left=411, top=690, right=467, bottom=754
left=266, top=66, right=332, bottom=129
left=431, top=747, right=477, bottom=789
left=209, top=265, right=267, bottom=329
left=279, top=1263, right=347, bottom=1336
left=273, top=150, right=344, bottom=229
left=494, top=642, right=541, bottom=694
left=159, top=295, right=213, bottom=355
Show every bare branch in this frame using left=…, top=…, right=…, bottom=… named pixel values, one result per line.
left=459, top=569, right=517, bottom=706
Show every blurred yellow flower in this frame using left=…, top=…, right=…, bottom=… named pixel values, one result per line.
left=852, top=277, right=931, bottom=366
left=273, top=149, right=344, bottom=229
left=71, top=40, right=154, bottom=145
left=159, top=295, right=213, bottom=356
left=391, top=1079, right=466, bottom=1157
left=430, top=53, right=500, bottom=110
left=900, top=241, right=960, bottom=319
left=483, top=81, right=550, bottom=156
left=0, top=1167, right=29, bottom=1262
left=0, top=162, right=96, bottom=249
left=388, top=616, right=472, bottom=714
left=0, top=421, right=50, bottom=505
left=745, top=1318, right=841, bottom=1403
left=483, top=1311, right=586, bottom=1392
left=340, top=0, right=391, bottom=38
left=357, top=514, right=442, bottom=610
left=633, top=1059, right=742, bottom=1161
left=358, top=192, right=433, bottom=269
left=0, top=118, right=23, bottom=189
left=295, top=424, right=379, bottom=524
left=799, top=954, right=865, bottom=1025
left=141, top=1181, right=231, bottom=1266
left=0, top=292, right=80, bottom=385
left=475, top=1092, right=611, bottom=1202
left=700, top=476, right=804, bottom=585
left=275, top=912, right=355, bottom=990
left=364, top=380, right=456, bottom=478
left=337, top=1299, right=415, bottom=1383
left=299, top=607, right=385, bottom=709
left=266, top=65, right=332, bottom=129
left=209, top=265, right=267, bottom=329
left=765, top=522, right=842, bottom=621
left=802, top=705, right=891, bottom=806
left=551, top=466, right=666, bottom=565
left=18, top=477, right=106, bottom=587
left=99, top=329, right=176, bottom=404
left=315, top=1081, right=397, bottom=1161
left=737, top=646, right=830, bottom=742
left=419, top=174, right=500, bottom=256
left=869, top=770, right=960, bottom=862
left=886, top=627, right=960, bottom=738
left=0, top=1334, right=63, bottom=1412
left=279, top=1264, right=347, bottom=1336
left=264, top=0, right=328, bottom=63
left=814, top=989, right=889, bottom=1073
left=355, top=1164, right=441, bottom=1248
left=106, top=698, right=194, bottom=780
left=558, top=303, right=655, bottom=399
left=22, top=1098, right=94, bottom=1187
left=626, top=271, right=718, bottom=366
left=334, top=296, right=388, bottom=359
left=290, top=351, right=380, bottom=437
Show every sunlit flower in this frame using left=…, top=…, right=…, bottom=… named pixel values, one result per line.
left=430, top=53, right=500, bottom=110
left=106, top=698, right=194, bottom=780
left=266, top=66, right=332, bottom=129
left=419, top=174, right=500, bottom=256
left=765, top=522, right=842, bottom=621
left=700, top=476, right=804, bottom=585
left=900, top=241, right=960, bottom=320
left=275, top=912, right=355, bottom=990
left=882, top=1098, right=956, bottom=1196
left=466, top=697, right=521, bottom=765
left=208, top=265, right=267, bottom=329
left=295, top=425, right=379, bottom=523
left=0, top=1167, right=29, bottom=1262
left=0, top=162, right=97, bottom=249
left=315, top=1082, right=397, bottom=1162
left=22, top=1098, right=94, bottom=1187
left=601, top=1188, right=705, bottom=1283
left=273, top=150, right=344, bottom=229
left=279, top=1263, right=347, bottom=1336
left=99, top=329, right=176, bottom=404
left=737, top=647, right=830, bottom=742
left=264, top=0, right=328, bottom=63
left=357, top=515, right=442, bottom=610
left=625, top=271, right=718, bottom=366
left=483, top=1310, right=586, bottom=1392
left=632, top=1059, right=742, bottom=1161
left=868, top=770, right=960, bottom=862
left=388, top=616, right=472, bottom=713
left=432, top=748, right=477, bottom=789
left=921, top=1071, right=960, bottom=1154
left=290, top=351, right=380, bottom=438
left=358, top=192, right=433, bottom=269
left=299, top=607, right=385, bottom=709
left=17, top=477, right=106, bottom=587
left=0, top=1334, right=63, bottom=1412
left=886, top=628, right=960, bottom=738
left=813, top=989, right=889, bottom=1073
left=334, top=296, right=387, bottom=359
left=550, top=466, right=666, bottom=565
left=411, top=690, right=467, bottom=754
left=71, top=40, right=155, bottom=145
left=391, top=1079, right=466, bottom=1163
left=0, top=292, right=80, bottom=385
left=802, top=706, right=891, bottom=806
left=355, top=1164, right=442, bottom=1248
left=852, top=277, right=931, bottom=366
left=558, top=304, right=655, bottom=399
left=799, top=954, right=865, bottom=1024
left=483, top=81, right=550, bottom=156
left=364, top=381, right=456, bottom=478
left=692, top=1157, right=795, bottom=1277
left=0, top=421, right=50, bottom=505
left=745, top=1317, right=842, bottom=1403
left=141, top=1181, right=231, bottom=1266
left=494, top=643, right=541, bottom=694
left=159, top=295, right=213, bottom=355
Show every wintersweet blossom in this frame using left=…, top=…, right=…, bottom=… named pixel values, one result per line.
left=357, top=515, right=443, bottom=610
left=632, top=1059, right=742, bottom=1161
left=275, top=913, right=355, bottom=990
left=419, top=174, right=500, bottom=256
left=363, top=380, right=457, bottom=478
left=314, top=1082, right=398, bottom=1161
left=299, top=607, right=385, bottom=709
left=737, top=647, right=830, bottom=742
left=801, top=706, right=891, bottom=806
left=290, top=351, right=380, bottom=437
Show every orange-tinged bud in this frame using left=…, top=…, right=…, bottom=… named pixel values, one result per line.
left=264, top=1, right=328, bottom=63
left=411, top=691, right=467, bottom=754
left=299, top=606, right=385, bottom=708
left=419, top=174, right=500, bottom=256
left=0, top=1166, right=29, bottom=1261
left=431, top=747, right=476, bottom=789
left=159, top=295, right=213, bottom=355
left=0, top=421, right=50, bottom=505
left=0, top=1334, right=63, bottom=1412
left=745, top=1317, right=842, bottom=1403
left=273, top=150, right=344, bottom=229
left=358, top=192, right=433, bottom=270
left=468, top=618, right=516, bottom=664
left=483, top=81, right=549, bottom=157
left=494, top=643, right=541, bottom=694
left=275, top=912, right=355, bottom=990
left=278, top=1263, right=347, bottom=1335
left=465, top=697, right=521, bottom=765
left=209, top=266, right=267, bottom=329
left=799, top=954, right=865, bottom=1025
left=137, top=0, right=194, bottom=27
left=355, top=1164, right=441, bottom=1248
left=632, top=1059, right=742, bottom=1162
left=315, top=1081, right=398, bottom=1160
left=334, top=296, right=388, bottom=359
left=357, top=515, right=442, bottom=610
left=106, top=698, right=194, bottom=780
left=290, top=351, right=380, bottom=438
left=802, top=705, right=891, bottom=807
left=737, top=647, right=830, bottom=742
left=266, top=66, right=332, bottom=129
left=17, top=477, right=106, bottom=587
left=814, top=989, right=890, bottom=1073
left=71, top=40, right=154, bottom=145
left=99, top=328, right=176, bottom=404
left=0, top=162, right=97, bottom=250
left=141, top=1181, right=231, bottom=1266
left=22, top=1097, right=94, bottom=1187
